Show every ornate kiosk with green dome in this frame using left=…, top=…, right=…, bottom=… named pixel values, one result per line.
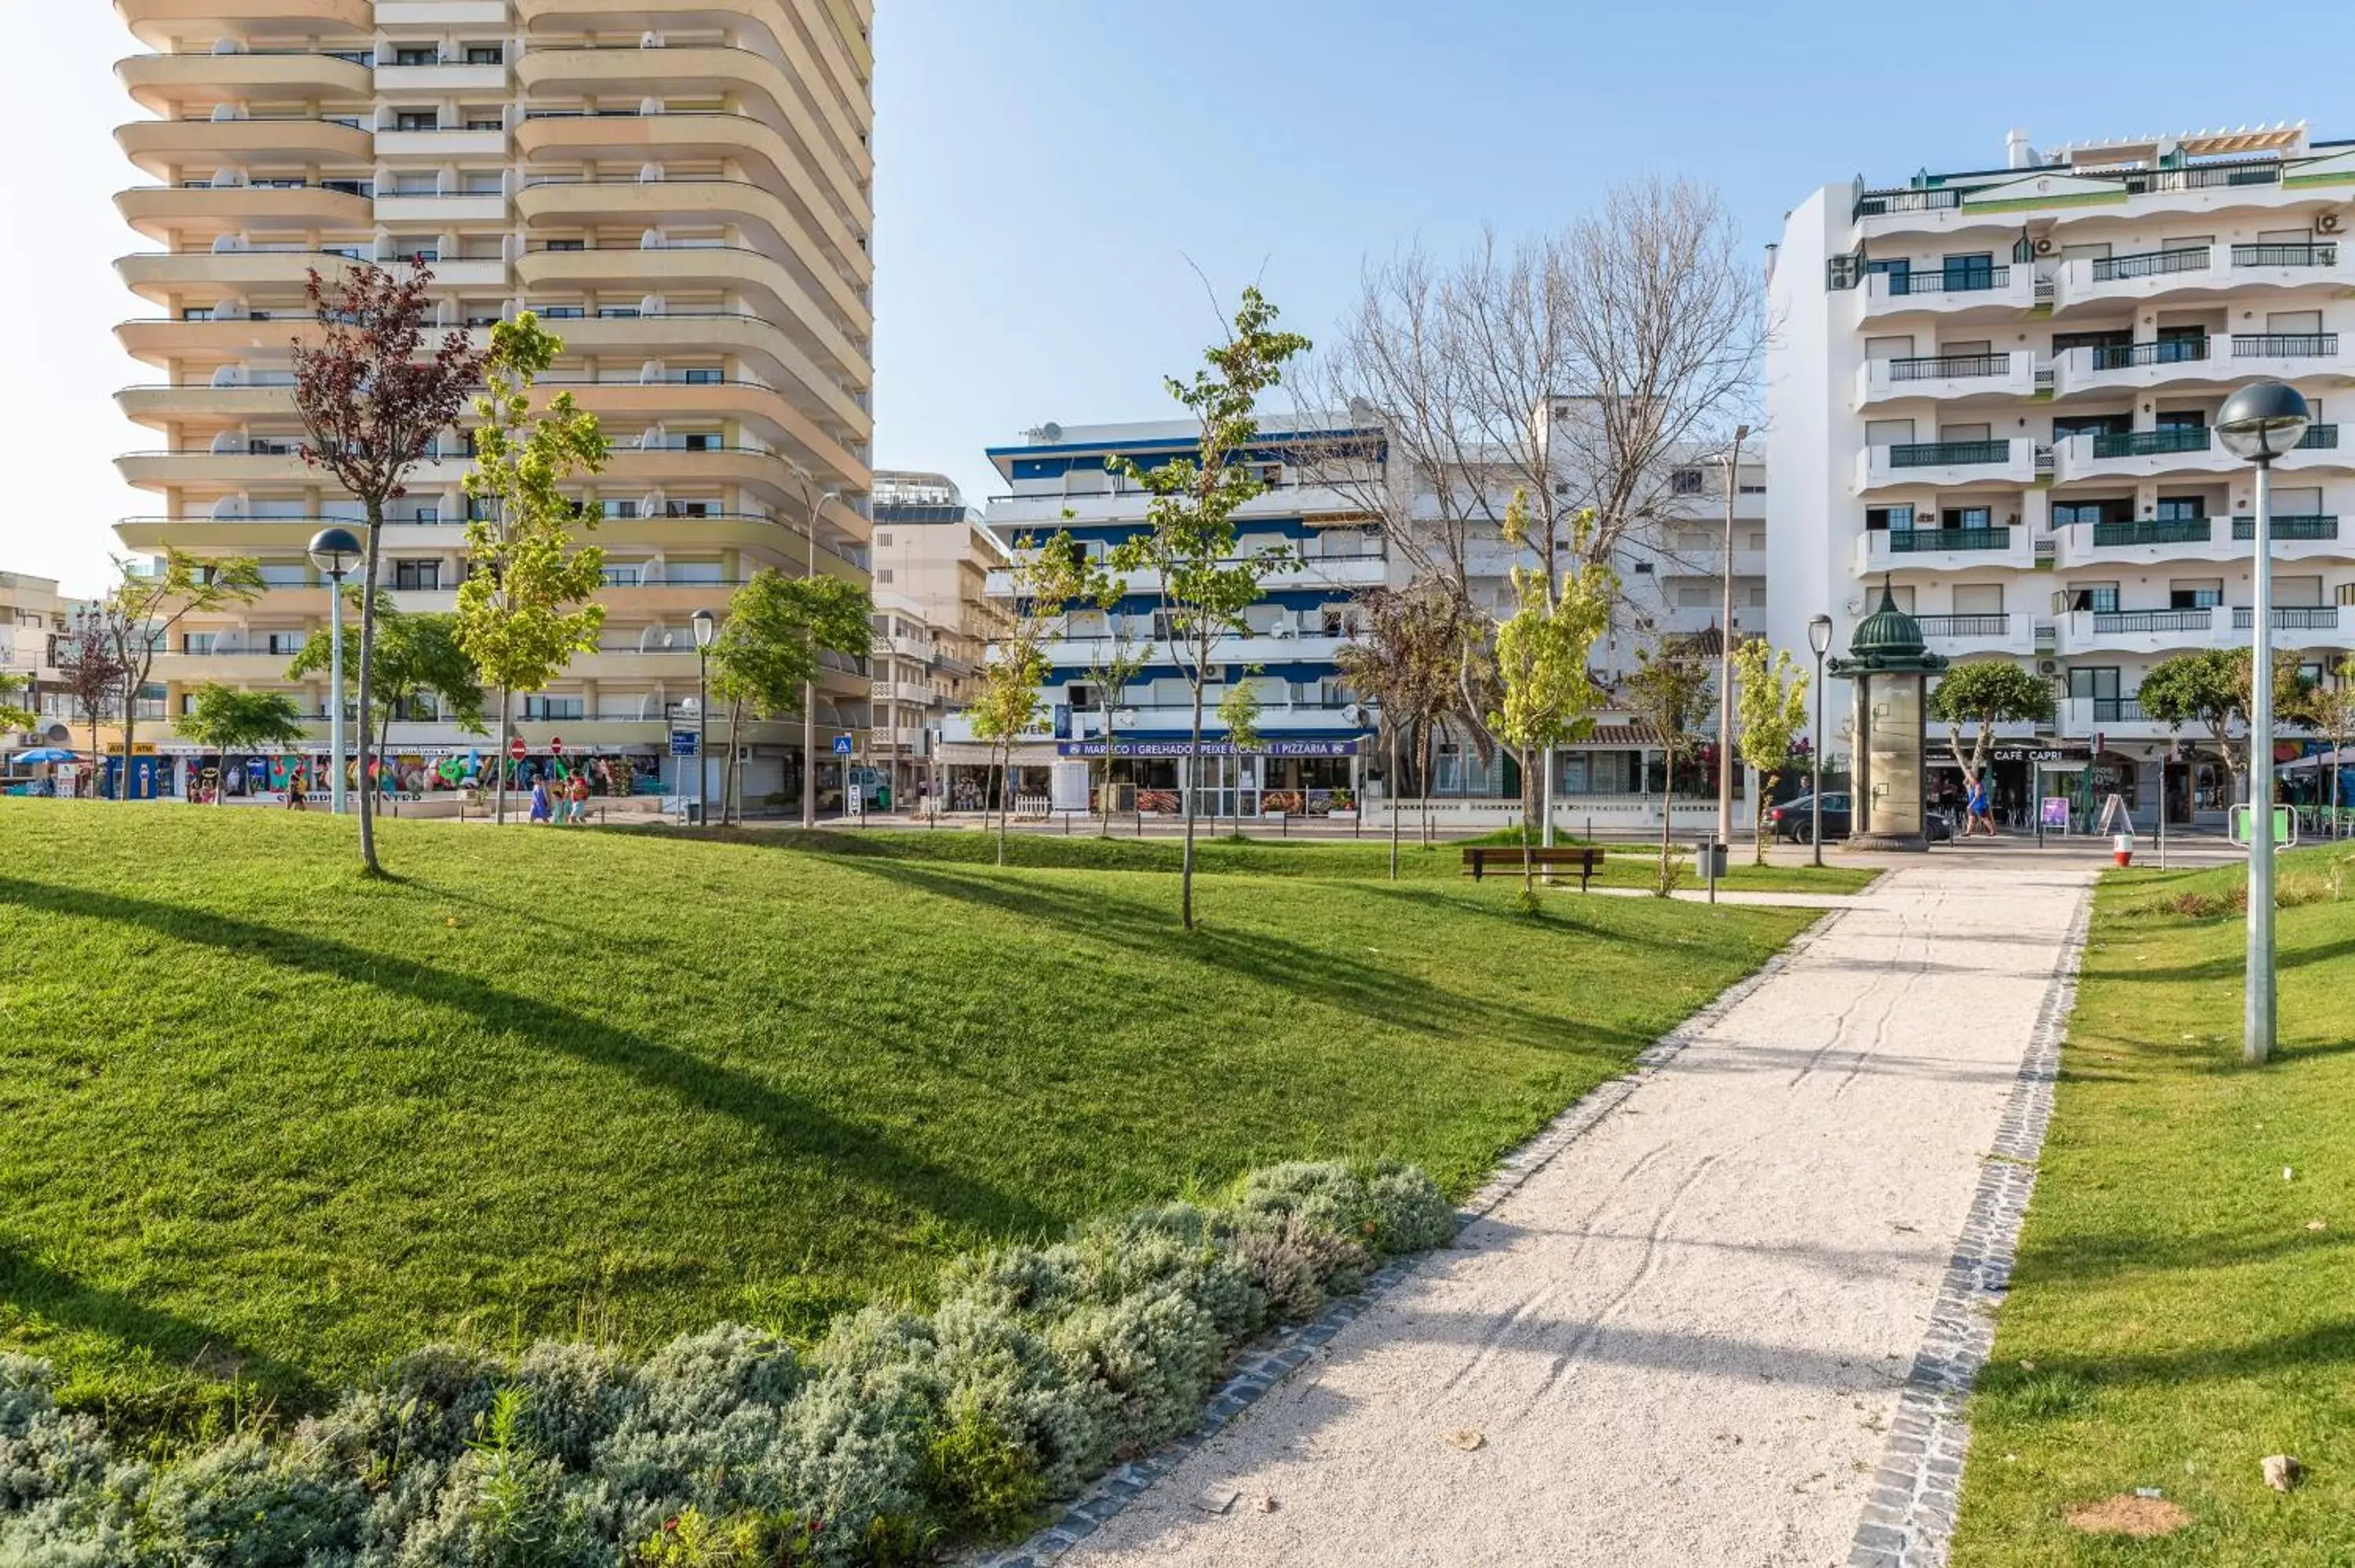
left=1829, top=582, right=1949, bottom=852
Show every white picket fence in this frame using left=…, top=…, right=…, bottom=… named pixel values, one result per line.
left=1361, top=795, right=1728, bottom=833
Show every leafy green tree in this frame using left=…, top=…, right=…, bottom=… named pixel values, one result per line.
left=1623, top=644, right=1713, bottom=895
left=1732, top=639, right=1812, bottom=864
left=2311, top=658, right=2355, bottom=832
left=1926, top=660, right=2054, bottom=788
left=177, top=684, right=308, bottom=804
left=1108, top=286, right=1311, bottom=929
left=456, top=313, right=612, bottom=824
left=969, top=532, right=1090, bottom=863
left=704, top=568, right=872, bottom=825
left=1078, top=559, right=1150, bottom=838
left=0, top=673, right=34, bottom=736
left=287, top=591, right=487, bottom=792
left=2139, top=648, right=2313, bottom=809
left=1215, top=673, right=1264, bottom=838
left=106, top=549, right=265, bottom=793
left=1485, top=497, right=1615, bottom=906
left=1337, top=578, right=1477, bottom=871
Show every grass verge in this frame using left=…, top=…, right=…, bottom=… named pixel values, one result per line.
left=0, top=800, right=1816, bottom=1429
left=1952, top=840, right=2355, bottom=1566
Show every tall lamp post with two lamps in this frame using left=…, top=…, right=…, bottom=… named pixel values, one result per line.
left=306, top=527, right=363, bottom=815
left=691, top=608, right=717, bottom=825
left=2217, top=379, right=2311, bottom=1067
left=1807, top=612, right=1834, bottom=868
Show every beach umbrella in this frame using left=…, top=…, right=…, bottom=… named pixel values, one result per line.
left=12, top=747, right=77, bottom=764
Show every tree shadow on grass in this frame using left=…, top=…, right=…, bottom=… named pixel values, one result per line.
left=0, top=875, right=1057, bottom=1241
left=0, top=1239, right=323, bottom=1410
left=815, top=856, right=1657, bottom=1059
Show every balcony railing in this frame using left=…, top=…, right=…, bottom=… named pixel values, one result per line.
left=2121, top=161, right=2282, bottom=194
left=2090, top=246, right=2210, bottom=282
left=2090, top=609, right=2212, bottom=633
left=2298, top=424, right=2342, bottom=450
left=2090, top=338, right=2208, bottom=370
left=1888, top=439, right=2009, bottom=468
left=1886, top=527, right=2011, bottom=553
left=2232, top=606, right=2339, bottom=630
left=2091, top=517, right=2213, bottom=546
left=2230, top=513, right=2340, bottom=541
left=1854, top=188, right=1962, bottom=218
left=1888, top=353, right=2011, bottom=381
left=2081, top=697, right=2149, bottom=724
left=2233, top=241, right=2338, bottom=268
left=1916, top=614, right=2011, bottom=637
left=2091, top=426, right=2210, bottom=458
left=2233, top=333, right=2339, bottom=358
left=1886, top=266, right=2010, bottom=297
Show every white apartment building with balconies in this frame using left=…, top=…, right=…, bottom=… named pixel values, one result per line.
left=108, top=0, right=874, bottom=802
left=1769, top=122, right=2355, bottom=825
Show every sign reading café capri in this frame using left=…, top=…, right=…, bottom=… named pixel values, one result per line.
left=1055, top=738, right=1361, bottom=759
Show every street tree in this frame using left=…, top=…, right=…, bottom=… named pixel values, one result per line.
left=1732, top=639, right=1811, bottom=864
left=288, top=591, right=487, bottom=793
left=1108, top=285, right=1311, bottom=930
left=1214, top=674, right=1264, bottom=837
left=0, top=673, right=34, bottom=736
left=54, top=606, right=130, bottom=773
left=1337, top=578, right=1470, bottom=876
left=177, top=684, right=308, bottom=803
left=1623, top=642, right=1713, bottom=895
left=291, top=261, right=490, bottom=871
left=455, top=313, right=612, bottom=823
left=1927, top=660, right=2056, bottom=789
left=2311, top=658, right=2355, bottom=834
left=703, top=568, right=872, bottom=826
left=105, top=549, right=265, bottom=793
left=1485, top=497, right=1615, bottom=906
left=1077, top=561, right=1149, bottom=838
left=2138, top=648, right=2313, bottom=811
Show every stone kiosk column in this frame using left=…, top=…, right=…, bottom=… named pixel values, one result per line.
left=1830, top=584, right=1949, bottom=852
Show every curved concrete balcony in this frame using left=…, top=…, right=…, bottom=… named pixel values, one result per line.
left=117, top=448, right=473, bottom=492
left=596, top=444, right=827, bottom=509
left=516, top=181, right=870, bottom=352
left=119, top=0, right=372, bottom=47
left=375, top=192, right=509, bottom=225
left=514, top=111, right=871, bottom=289
left=516, top=239, right=867, bottom=383
left=513, top=45, right=869, bottom=217
left=116, top=248, right=367, bottom=304
left=1915, top=612, right=2035, bottom=659
left=116, top=381, right=294, bottom=425
left=119, top=51, right=373, bottom=115
left=1853, top=525, right=2029, bottom=575
left=117, top=182, right=374, bottom=242
left=548, top=312, right=871, bottom=456
left=2050, top=240, right=2354, bottom=315
left=117, top=115, right=372, bottom=177
left=543, top=376, right=849, bottom=471
left=1855, top=351, right=2035, bottom=407
left=2050, top=512, right=2351, bottom=570
left=1860, top=265, right=2035, bottom=321
left=1855, top=437, right=2035, bottom=494
left=2054, top=607, right=2222, bottom=658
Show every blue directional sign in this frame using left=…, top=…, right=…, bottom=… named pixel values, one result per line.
left=832, top=735, right=855, bottom=756
left=670, top=729, right=699, bottom=757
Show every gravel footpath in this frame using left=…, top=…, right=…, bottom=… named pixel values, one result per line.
left=1053, top=852, right=2094, bottom=1567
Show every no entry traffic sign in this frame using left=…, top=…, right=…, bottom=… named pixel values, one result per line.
left=508, top=736, right=528, bottom=761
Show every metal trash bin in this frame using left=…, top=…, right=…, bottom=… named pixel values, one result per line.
left=1693, top=840, right=1727, bottom=878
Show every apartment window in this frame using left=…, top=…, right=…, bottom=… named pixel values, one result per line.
left=1670, top=468, right=1705, bottom=495
left=2169, top=579, right=2223, bottom=610
left=670, top=501, right=713, bottom=519
left=256, top=564, right=309, bottom=586
left=522, top=695, right=583, bottom=720
left=2154, top=408, right=2207, bottom=432
left=462, top=172, right=503, bottom=195
left=2054, top=413, right=2130, bottom=440
left=1941, top=506, right=1993, bottom=531
left=394, top=110, right=437, bottom=132
left=601, top=564, right=641, bottom=586
left=1675, top=585, right=1713, bottom=609
left=665, top=562, right=723, bottom=584
left=392, top=560, right=441, bottom=591
left=2068, top=667, right=2122, bottom=702
left=544, top=239, right=586, bottom=252
left=681, top=432, right=717, bottom=451
left=2155, top=494, right=2207, bottom=523
left=1745, top=584, right=1768, bottom=608
left=1865, top=505, right=1915, bottom=533
left=874, top=532, right=893, bottom=547
left=181, top=306, right=216, bottom=322
left=392, top=47, right=436, bottom=66
left=876, top=568, right=894, bottom=585
left=603, top=500, right=639, bottom=520
left=1952, top=584, right=2004, bottom=614
left=466, top=116, right=503, bottom=132
left=183, top=631, right=217, bottom=654
left=465, top=44, right=504, bottom=64
left=2064, top=583, right=2120, bottom=614
left=2052, top=498, right=2130, bottom=527
left=2277, top=575, right=2324, bottom=609
left=681, top=367, right=721, bottom=384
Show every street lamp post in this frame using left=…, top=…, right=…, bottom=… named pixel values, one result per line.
left=692, top=608, right=717, bottom=826
left=1808, top=613, right=1834, bottom=869
left=2216, top=380, right=2311, bottom=1067
left=1713, top=424, right=1751, bottom=906
left=306, top=527, right=363, bottom=816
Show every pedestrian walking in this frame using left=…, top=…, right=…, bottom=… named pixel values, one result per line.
left=528, top=775, right=553, bottom=825
left=285, top=769, right=307, bottom=811
left=1966, top=771, right=1996, bottom=837
left=568, top=771, right=592, bottom=826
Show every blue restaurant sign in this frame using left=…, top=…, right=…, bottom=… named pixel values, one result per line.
left=1056, top=738, right=1360, bottom=759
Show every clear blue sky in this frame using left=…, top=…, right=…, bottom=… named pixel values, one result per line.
left=5, top=2, right=2342, bottom=591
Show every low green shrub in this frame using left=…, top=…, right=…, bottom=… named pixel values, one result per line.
left=0, top=1161, right=1458, bottom=1566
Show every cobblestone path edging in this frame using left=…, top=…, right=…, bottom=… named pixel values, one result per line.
left=1846, top=884, right=2094, bottom=1568
left=968, top=903, right=1856, bottom=1568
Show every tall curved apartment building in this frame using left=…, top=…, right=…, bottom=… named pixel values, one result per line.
left=110, top=0, right=874, bottom=804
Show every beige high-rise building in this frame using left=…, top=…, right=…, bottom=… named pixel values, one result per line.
left=864, top=470, right=1004, bottom=804
left=110, top=0, right=875, bottom=804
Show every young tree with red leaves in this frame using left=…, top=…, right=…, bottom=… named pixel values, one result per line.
left=290, top=261, right=487, bottom=873
left=56, top=605, right=131, bottom=779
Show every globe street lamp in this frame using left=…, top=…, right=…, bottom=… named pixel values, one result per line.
left=691, top=607, right=717, bottom=825
left=2216, top=380, right=2311, bottom=1067
left=306, top=527, right=363, bottom=815
left=1808, top=613, right=1835, bottom=868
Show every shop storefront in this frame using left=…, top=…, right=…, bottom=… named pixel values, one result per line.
left=1053, top=738, right=1365, bottom=818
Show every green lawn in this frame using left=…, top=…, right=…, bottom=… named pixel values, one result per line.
left=730, top=824, right=1882, bottom=895
left=1953, top=841, right=2355, bottom=1565
left=0, top=800, right=1816, bottom=1428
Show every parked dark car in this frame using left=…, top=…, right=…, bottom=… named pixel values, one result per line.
left=1769, top=793, right=1955, bottom=844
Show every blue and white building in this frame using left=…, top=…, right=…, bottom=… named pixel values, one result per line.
left=943, top=416, right=1389, bottom=818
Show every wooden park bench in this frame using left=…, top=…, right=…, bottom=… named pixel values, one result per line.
left=1460, top=844, right=1605, bottom=891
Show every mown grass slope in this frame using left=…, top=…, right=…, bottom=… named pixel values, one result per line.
left=0, top=802, right=1815, bottom=1424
